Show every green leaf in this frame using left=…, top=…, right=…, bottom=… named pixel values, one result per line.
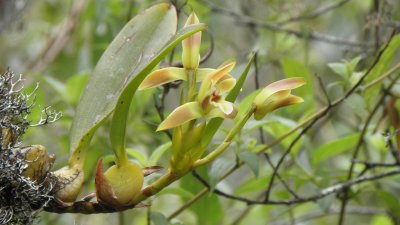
left=180, top=167, right=223, bottom=225
left=312, top=133, right=360, bottom=165
left=234, top=176, right=270, bottom=195
left=65, top=72, right=89, bottom=105
left=202, top=52, right=256, bottom=145
left=149, top=142, right=171, bottom=165
left=372, top=215, right=394, bottom=225
left=328, top=62, right=348, bottom=78
left=348, top=56, right=361, bottom=72
left=69, top=3, right=177, bottom=165
left=126, top=148, right=148, bottom=167
left=151, top=212, right=169, bottom=225
left=208, top=158, right=235, bottom=192
left=238, top=151, right=259, bottom=178
left=261, top=115, right=302, bottom=155
left=158, top=187, right=194, bottom=199
left=364, top=35, right=400, bottom=105
left=281, top=57, right=314, bottom=96
left=43, top=76, right=65, bottom=97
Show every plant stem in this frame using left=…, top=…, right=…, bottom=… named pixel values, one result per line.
left=187, top=69, right=197, bottom=101
left=167, top=188, right=208, bottom=220
left=363, top=61, right=400, bottom=89
left=132, top=170, right=178, bottom=204
left=119, top=211, right=125, bottom=225
left=193, top=106, right=255, bottom=167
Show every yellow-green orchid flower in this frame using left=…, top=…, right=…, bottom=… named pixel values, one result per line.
left=157, top=61, right=237, bottom=131
left=253, top=77, right=305, bottom=120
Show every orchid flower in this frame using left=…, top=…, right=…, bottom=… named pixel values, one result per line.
left=157, top=61, right=237, bottom=131
left=253, top=77, right=305, bottom=120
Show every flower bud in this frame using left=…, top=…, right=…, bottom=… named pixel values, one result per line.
left=253, top=78, right=305, bottom=120
left=182, top=12, right=202, bottom=69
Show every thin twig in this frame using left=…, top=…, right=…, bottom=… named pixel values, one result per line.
left=276, top=0, right=352, bottom=25
left=167, top=187, right=208, bottom=220
left=200, top=0, right=373, bottom=48
left=212, top=170, right=400, bottom=205
left=191, top=166, right=400, bottom=206
left=316, top=75, right=331, bottom=105
left=338, top=72, right=400, bottom=225
left=27, top=0, right=87, bottom=72
left=270, top=207, right=386, bottom=225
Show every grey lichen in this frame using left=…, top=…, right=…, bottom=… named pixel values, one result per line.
left=0, top=69, right=56, bottom=225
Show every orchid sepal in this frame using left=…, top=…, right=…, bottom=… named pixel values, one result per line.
left=157, top=102, right=203, bottom=131
left=139, top=67, right=187, bottom=90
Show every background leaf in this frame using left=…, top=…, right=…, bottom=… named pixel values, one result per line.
left=180, top=167, right=224, bottom=225
left=312, top=133, right=360, bottom=165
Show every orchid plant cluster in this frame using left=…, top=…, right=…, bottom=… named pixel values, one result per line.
left=73, top=12, right=305, bottom=209
left=140, top=12, right=305, bottom=172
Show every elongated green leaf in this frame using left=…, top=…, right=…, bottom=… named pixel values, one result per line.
left=151, top=212, right=169, bottom=225
left=312, top=133, right=360, bottom=165
left=281, top=57, right=314, bottom=96
left=234, top=176, right=270, bottom=195
left=208, top=158, right=235, bottom=192
left=69, top=3, right=177, bottom=163
left=158, top=187, right=194, bottom=198
left=238, top=151, right=259, bottom=178
left=149, top=142, right=171, bottom=165
left=180, top=167, right=224, bottom=225
left=126, top=148, right=148, bottom=167
left=202, top=52, right=256, bottom=145
left=364, top=35, right=400, bottom=105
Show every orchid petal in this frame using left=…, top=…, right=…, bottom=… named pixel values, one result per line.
left=139, top=67, right=186, bottom=90
left=157, top=102, right=203, bottom=131
left=206, top=61, right=236, bottom=83
left=196, top=68, right=216, bottom=81
left=217, top=77, right=236, bottom=93
left=217, top=100, right=235, bottom=115
left=207, top=103, right=237, bottom=119
left=198, top=61, right=236, bottom=101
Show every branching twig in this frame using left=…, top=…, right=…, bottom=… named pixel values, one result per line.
left=270, top=207, right=386, bottom=225
left=194, top=169, right=400, bottom=205
left=200, top=0, right=373, bottom=48
left=27, top=0, right=87, bottom=72
left=276, top=0, right=352, bottom=25
left=338, top=72, right=400, bottom=225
